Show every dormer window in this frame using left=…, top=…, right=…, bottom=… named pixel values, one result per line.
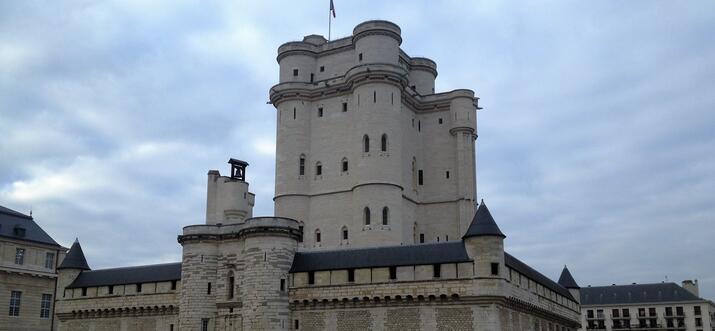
left=13, top=226, right=26, bottom=237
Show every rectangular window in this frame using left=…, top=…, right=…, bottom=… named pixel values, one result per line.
left=207, top=282, right=212, bottom=295
left=342, top=160, right=348, bottom=172
left=342, top=102, right=347, bottom=112
left=649, top=307, right=656, bottom=316
left=320, top=66, right=325, bottom=72
left=40, top=294, right=51, bottom=318
left=280, top=278, right=285, bottom=291
left=108, top=285, right=114, bottom=294
left=358, top=53, right=363, bottom=61
left=696, top=318, right=702, bottom=326
left=418, top=120, right=421, bottom=131
left=316, top=164, right=322, bottom=176
left=9, top=291, right=21, bottom=316
left=491, top=263, right=499, bottom=276
left=15, top=248, right=24, bottom=265
left=299, top=158, right=305, bottom=176
left=81, top=287, right=87, bottom=296
left=418, top=170, right=423, bottom=185
left=373, top=91, right=376, bottom=103
left=438, top=118, right=443, bottom=124
left=308, top=271, right=315, bottom=285
left=293, top=107, right=296, bottom=119
left=170, top=324, right=174, bottom=331
left=676, top=306, right=684, bottom=316
left=45, top=252, right=55, bottom=269
left=292, top=69, right=298, bottom=76
left=229, top=277, right=235, bottom=298
left=310, top=73, right=314, bottom=83
left=171, top=280, right=177, bottom=290
left=694, top=306, right=701, bottom=315
left=201, top=319, right=209, bottom=331
left=587, top=310, right=594, bottom=318
left=136, top=283, right=142, bottom=293
left=666, top=307, right=673, bottom=316
left=389, top=266, right=397, bottom=280
left=433, top=264, right=441, bottom=278
left=347, top=269, right=355, bottom=283
left=298, top=226, right=304, bottom=243
left=318, top=107, right=323, bottom=117
left=445, top=171, right=450, bottom=179
left=638, top=308, right=645, bottom=317
left=316, top=232, right=321, bottom=243
left=612, top=309, right=620, bottom=318
left=294, top=319, right=300, bottom=329
left=622, top=309, right=630, bottom=317
left=419, top=233, right=425, bottom=243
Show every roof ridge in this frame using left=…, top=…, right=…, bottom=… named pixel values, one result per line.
left=82, top=262, right=182, bottom=272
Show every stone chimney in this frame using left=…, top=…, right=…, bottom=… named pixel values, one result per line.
left=682, top=279, right=699, bottom=297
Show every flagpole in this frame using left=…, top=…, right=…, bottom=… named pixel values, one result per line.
left=328, top=2, right=332, bottom=40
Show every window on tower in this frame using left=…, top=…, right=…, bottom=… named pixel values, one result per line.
left=363, top=135, right=370, bottom=153
left=318, top=107, right=323, bottom=117
left=418, top=170, right=424, bottom=185
left=315, top=162, right=322, bottom=176
left=382, top=207, right=389, bottom=225
left=358, top=53, right=363, bottom=61
left=342, top=226, right=348, bottom=240
left=293, top=69, right=299, bottom=76
left=320, top=66, right=325, bottom=72
left=364, top=207, right=371, bottom=225
left=341, top=158, right=348, bottom=172
left=299, top=155, right=305, bottom=176
left=342, top=102, right=347, bottom=112
left=315, top=229, right=321, bottom=243
left=381, top=134, right=388, bottom=152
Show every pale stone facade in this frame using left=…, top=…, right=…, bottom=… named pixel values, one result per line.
left=0, top=206, right=66, bottom=331
left=54, top=20, right=583, bottom=331
left=271, top=20, right=478, bottom=249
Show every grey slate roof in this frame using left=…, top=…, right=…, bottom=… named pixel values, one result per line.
left=581, top=283, right=702, bottom=306
left=58, top=240, right=91, bottom=270
left=558, top=265, right=579, bottom=289
left=0, top=205, right=61, bottom=247
left=504, top=252, right=574, bottom=301
left=67, top=262, right=181, bottom=288
left=463, top=200, right=506, bottom=239
left=289, top=240, right=574, bottom=302
left=290, top=241, right=471, bottom=272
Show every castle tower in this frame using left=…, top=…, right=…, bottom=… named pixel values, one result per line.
left=558, top=265, right=581, bottom=304
left=178, top=161, right=300, bottom=331
left=270, top=20, right=478, bottom=250
left=462, top=200, right=505, bottom=281
left=56, top=239, right=91, bottom=298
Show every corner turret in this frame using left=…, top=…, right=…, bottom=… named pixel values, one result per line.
left=205, top=159, right=255, bottom=225
left=463, top=200, right=505, bottom=279
left=57, top=239, right=90, bottom=299
left=558, top=265, right=580, bottom=303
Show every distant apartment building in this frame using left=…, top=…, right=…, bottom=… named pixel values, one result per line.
left=580, top=280, right=715, bottom=331
left=0, top=205, right=66, bottom=331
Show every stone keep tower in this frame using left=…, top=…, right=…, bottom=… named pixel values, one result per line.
left=178, top=161, right=301, bottom=331
left=270, top=20, right=479, bottom=250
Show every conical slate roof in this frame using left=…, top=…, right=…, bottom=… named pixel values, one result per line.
left=58, top=239, right=91, bottom=270
left=462, top=200, right=506, bottom=239
left=558, top=265, right=579, bottom=289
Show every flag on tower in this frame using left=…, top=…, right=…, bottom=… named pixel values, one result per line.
left=330, top=0, right=336, bottom=18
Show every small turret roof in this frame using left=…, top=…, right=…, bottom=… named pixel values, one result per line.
left=58, top=239, right=90, bottom=270
left=462, top=200, right=505, bottom=239
left=558, top=265, right=580, bottom=289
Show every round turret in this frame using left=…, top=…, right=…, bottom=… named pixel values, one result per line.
left=352, top=20, right=402, bottom=65
left=409, top=57, right=438, bottom=95
left=277, top=42, right=317, bottom=83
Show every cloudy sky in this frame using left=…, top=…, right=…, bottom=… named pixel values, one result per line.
left=1, top=1, right=714, bottom=298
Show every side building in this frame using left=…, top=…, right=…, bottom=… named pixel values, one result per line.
left=579, top=281, right=715, bottom=331
left=0, top=205, right=66, bottom=331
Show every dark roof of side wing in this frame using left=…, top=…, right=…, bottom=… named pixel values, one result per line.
left=504, top=252, right=575, bottom=301
left=67, top=262, right=182, bottom=288
left=0, top=205, right=61, bottom=247
left=581, top=283, right=702, bottom=305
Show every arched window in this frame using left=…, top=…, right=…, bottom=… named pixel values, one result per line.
left=382, top=207, right=389, bottom=225
left=381, top=134, right=388, bottom=152
left=341, top=158, right=349, bottom=172
left=299, top=154, right=305, bottom=176
left=341, top=226, right=348, bottom=240
left=315, top=229, right=321, bottom=243
left=364, top=207, right=371, bottom=225
left=315, top=162, right=322, bottom=176
left=363, top=135, right=370, bottom=153
left=227, top=271, right=235, bottom=299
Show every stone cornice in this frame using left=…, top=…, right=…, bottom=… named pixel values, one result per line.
left=56, top=305, right=178, bottom=321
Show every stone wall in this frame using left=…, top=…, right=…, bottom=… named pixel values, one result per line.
left=0, top=271, right=56, bottom=331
